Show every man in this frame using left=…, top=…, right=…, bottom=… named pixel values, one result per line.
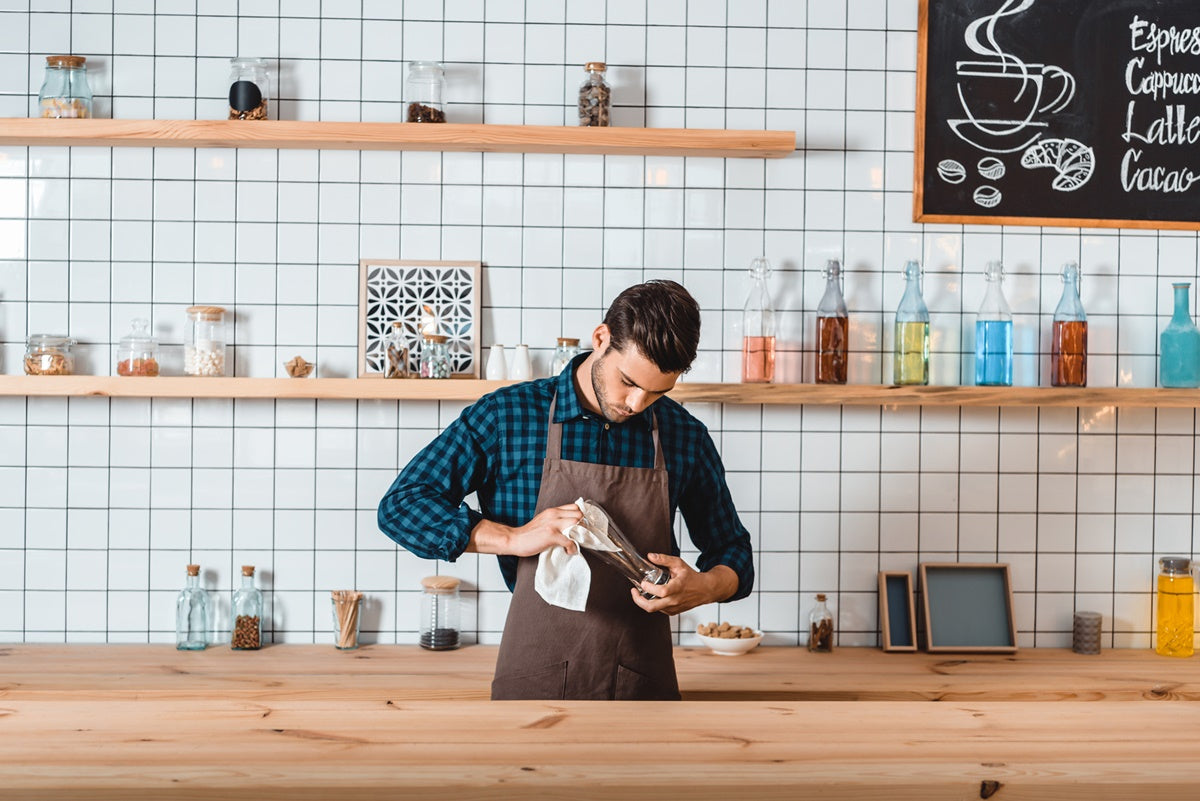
left=378, top=280, right=754, bottom=700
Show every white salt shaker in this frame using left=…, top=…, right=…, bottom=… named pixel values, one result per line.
left=508, top=344, right=532, bottom=380
left=486, top=344, right=507, bottom=380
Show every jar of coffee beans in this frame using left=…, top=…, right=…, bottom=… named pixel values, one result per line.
left=578, top=62, right=610, bottom=126
left=419, top=575, right=461, bottom=650
left=405, top=61, right=446, bottom=122
left=231, top=565, right=264, bottom=650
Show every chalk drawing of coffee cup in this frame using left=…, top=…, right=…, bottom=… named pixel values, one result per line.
left=949, top=59, right=1075, bottom=153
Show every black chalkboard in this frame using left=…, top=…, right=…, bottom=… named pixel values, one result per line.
left=916, top=0, right=1200, bottom=229
left=878, top=572, right=917, bottom=652
left=919, top=563, right=1017, bottom=653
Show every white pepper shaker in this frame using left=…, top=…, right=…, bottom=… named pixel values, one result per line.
left=508, top=344, right=532, bottom=380
left=486, top=344, right=507, bottom=380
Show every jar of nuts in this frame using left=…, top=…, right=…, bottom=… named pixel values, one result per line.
left=184, top=306, right=226, bottom=377
left=418, top=333, right=451, bottom=378
left=115, top=318, right=160, bottom=377
left=231, top=565, right=264, bottom=650
left=24, top=334, right=76, bottom=375
left=405, top=61, right=446, bottom=122
left=578, top=61, right=610, bottom=126
left=38, top=55, right=92, bottom=119
left=228, top=57, right=269, bottom=120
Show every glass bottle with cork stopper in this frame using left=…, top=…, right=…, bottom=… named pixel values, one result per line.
left=176, top=564, right=210, bottom=651
left=1050, top=261, right=1087, bottom=387
left=578, top=61, right=611, bottom=126
left=419, top=575, right=461, bottom=650
left=385, top=321, right=410, bottom=378
left=808, top=593, right=834, bottom=652
left=38, top=55, right=92, bottom=118
left=1155, top=556, right=1194, bottom=658
left=816, top=259, right=849, bottom=384
left=741, top=257, right=776, bottom=383
left=231, top=565, right=263, bottom=650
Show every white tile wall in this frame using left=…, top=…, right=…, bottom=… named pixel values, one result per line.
left=0, top=0, right=1195, bottom=651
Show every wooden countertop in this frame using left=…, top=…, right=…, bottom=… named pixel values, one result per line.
left=2, top=644, right=1199, bottom=799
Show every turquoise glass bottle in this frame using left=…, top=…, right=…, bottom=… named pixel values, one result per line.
left=1160, top=282, right=1200, bottom=388
left=893, top=259, right=930, bottom=385
left=974, top=261, right=1013, bottom=386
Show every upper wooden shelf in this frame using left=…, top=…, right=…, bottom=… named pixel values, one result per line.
left=0, top=118, right=796, bottom=158
left=0, top=375, right=1195, bottom=407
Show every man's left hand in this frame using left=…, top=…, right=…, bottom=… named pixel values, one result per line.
left=630, top=555, right=738, bottom=615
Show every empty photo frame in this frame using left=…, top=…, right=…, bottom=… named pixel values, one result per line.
left=919, top=563, right=1017, bottom=653
left=878, top=571, right=917, bottom=652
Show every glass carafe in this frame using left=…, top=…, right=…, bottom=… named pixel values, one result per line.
left=974, top=260, right=1013, bottom=386
left=1050, top=261, right=1087, bottom=387
left=1155, top=556, right=1194, bottom=658
left=576, top=499, right=669, bottom=599
left=1160, top=283, right=1200, bottom=388
left=741, top=257, right=775, bottom=383
left=176, top=564, right=210, bottom=651
left=231, top=565, right=263, bottom=650
left=893, top=259, right=930, bottom=386
left=816, top=259, right=848, bottom=384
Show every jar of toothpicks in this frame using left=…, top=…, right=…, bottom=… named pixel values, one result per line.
left=331, top=590, right=364, bottom=650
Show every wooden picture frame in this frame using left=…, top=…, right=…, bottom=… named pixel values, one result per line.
left=878, top=571, right=917, bottom=653
left=919, top=563, right=1017, bottom=653
left=358, top=259, right=482, bottom=378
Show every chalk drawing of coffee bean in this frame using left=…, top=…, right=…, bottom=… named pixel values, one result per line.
left=937, top=159, right=966, bottom=184
left=973, top=185, right=1001, bottom=208
left=978, top=157, right=1005, bottom=180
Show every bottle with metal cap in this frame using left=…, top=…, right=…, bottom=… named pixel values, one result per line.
left=1155, top=556, right=1194, bottom=658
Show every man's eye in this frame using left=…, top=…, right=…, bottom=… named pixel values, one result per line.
left=622, top=379, right=634, bottom=387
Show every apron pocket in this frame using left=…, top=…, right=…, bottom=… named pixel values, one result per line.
left=490, top=660, right=568, bottom=700
left=615, top=663, right=680, bottom=701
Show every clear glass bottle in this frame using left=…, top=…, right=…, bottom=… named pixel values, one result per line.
left=38, top=55, right=92, bottom=118
left=385, top=321, right=409, bottom=378
left=816, top=259, right=849, bottom=384
left=1050, top=261, right=1087, bottom=387
left=24, top=334, right=75, bottom=375
left=550, top=337, right=581, bottom=375
left=231, top=565, right=263, bottom=650
left=1160, top=282, right=1200, bottom=388
left=116, top=317, right=160, bottom=377
left=176, top=564, right=210, bottom=651
left=420, top=575, right=461, bottom=650
left=578, top=61, right=611, bottom=126
left=419, top=333, right=451, bottom=378
left=893, top=259, right=930, bottom=386
left=228, top=57, right=269, bottom=120
left=185, top=306, right=227, bottom=377
left=808, top=593, right=834, bottom=653
left=974, top=261, right=1013, bottom=386
left=406, top=61, right=446, bottom=122
left=741, top=257, right=776, bottom=383
left=1155, top=556, right=1194, bottom=658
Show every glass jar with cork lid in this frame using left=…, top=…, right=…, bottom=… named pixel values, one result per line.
left=185, top=306, right=226, bottom=376
left=419, top=333, right=450, bottom=378
left=419, top=575, right=461, bottom=650
left=578, top=61, right=611, bottom=126
left=231, top=565, right=263, bottom=650
left=38, top=55, right=92, bottom=118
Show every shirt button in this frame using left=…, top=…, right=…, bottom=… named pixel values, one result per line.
left=604, top=423, right=610, bottom=430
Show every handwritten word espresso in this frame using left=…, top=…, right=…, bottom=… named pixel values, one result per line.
left=1122, top=16, right=1200, bottom=192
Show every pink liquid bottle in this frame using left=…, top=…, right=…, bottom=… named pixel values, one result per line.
left=741, top=257, right=775, bottom=383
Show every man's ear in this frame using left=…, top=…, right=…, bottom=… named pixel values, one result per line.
left=591, top=323, right=610, bottom=353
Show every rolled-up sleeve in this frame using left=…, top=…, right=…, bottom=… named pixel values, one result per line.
left=678, top=431, right=755, bottom=602
left=377, top=404, right=491, bottom=562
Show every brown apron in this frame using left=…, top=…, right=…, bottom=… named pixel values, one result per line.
left=491, top=394, right=680, bottom=701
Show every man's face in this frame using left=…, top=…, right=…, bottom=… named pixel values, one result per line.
left=588, top=338, right=681, bottom=423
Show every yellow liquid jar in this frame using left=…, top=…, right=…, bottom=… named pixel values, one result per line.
left=1155, top=556, right=1194, bottom=657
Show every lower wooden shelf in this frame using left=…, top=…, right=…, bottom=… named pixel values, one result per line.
left=0, top=374, right=1196, bottom=406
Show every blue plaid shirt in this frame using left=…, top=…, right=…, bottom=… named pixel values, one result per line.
left=378, top=355, right=754, bottom=600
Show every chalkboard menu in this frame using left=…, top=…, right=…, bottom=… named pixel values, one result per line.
left=916, top=0, right=1200, bottom=229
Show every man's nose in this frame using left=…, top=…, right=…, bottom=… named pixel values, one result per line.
left=625, top=388, right=652, bottom=413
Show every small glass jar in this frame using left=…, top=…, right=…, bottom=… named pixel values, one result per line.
left=385, top=321, right=410, bottom=378
left=24, top=334, right=76, bottom=375
left=550, top=337, right=580, bottom=376
left=419, top=333, right=451, bottom=378
left=185, top=306, right=227, bottom=377
left=578, top=61, right=611, bottom=126
left=808, top=593, right=834, bottom=653
left=331, top=591, right=364, bottom=650
left=116, top=318, right=160, bottom=377
left=420, top=575, right=461, bottom=650
left=176, top=564, right=210, bottom=651
left=38, top=55, right=92, bottom=119
left=1155, top=556, right=1194, bottom=658
left=231, top=565, right=263, bottom=650
left=228, top=57, right=269, bottom=120
left=405, top=61, right=446, bottom=122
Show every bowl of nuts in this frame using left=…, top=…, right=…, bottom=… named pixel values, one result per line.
left=695, top=622, right=763, bottom=656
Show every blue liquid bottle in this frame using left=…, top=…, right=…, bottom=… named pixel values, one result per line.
left=1160, top=282, right=1200, bottom=388
left=974, top=260, right=1013, bottom=386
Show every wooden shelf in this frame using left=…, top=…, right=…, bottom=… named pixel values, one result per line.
left=1, top=375, right=1196, bottom=407
left=0, top=118, right=796, bottom=158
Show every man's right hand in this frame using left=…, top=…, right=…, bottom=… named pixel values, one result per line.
left=466, top=503, right=582, bottom=557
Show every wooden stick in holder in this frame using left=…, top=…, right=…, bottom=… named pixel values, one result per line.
left=331, top=590, right=364, bottom=649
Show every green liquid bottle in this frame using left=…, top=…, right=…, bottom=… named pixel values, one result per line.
left=893, top=260, right=930, bottom=385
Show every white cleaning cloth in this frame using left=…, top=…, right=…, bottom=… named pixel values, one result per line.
left=534, top=498, right=622, bottom=611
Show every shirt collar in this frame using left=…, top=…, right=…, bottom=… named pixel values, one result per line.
left=554, top=352, right=654, bottom=431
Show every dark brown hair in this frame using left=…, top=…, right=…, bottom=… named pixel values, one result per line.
left=603, top=279, right=700, bottom=374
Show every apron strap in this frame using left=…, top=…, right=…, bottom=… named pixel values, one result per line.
left=546, top=391, right=666, bottom=470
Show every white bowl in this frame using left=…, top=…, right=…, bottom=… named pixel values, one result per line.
left=697, top=630, right=763, bottom=656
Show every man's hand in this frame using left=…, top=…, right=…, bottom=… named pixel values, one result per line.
left=466, top=504, right=581, bottom=557
left=631, top=554, right=738, bottom=615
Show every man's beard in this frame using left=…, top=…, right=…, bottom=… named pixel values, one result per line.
left=590, top=353, right=631, bottom=423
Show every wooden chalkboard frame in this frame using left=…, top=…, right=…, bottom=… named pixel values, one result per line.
left=914, top=0, right=1200, bottom=230
left=878, top=571, right=917, bottom=652
left=919, top=563, right=1018, bottom=653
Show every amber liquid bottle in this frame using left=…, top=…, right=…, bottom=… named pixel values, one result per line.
left=741, top=257, right=776, bottom=383
left=815, top=259, right=848, bottom=384
left=1050, top=261, right=1087, bottom=387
